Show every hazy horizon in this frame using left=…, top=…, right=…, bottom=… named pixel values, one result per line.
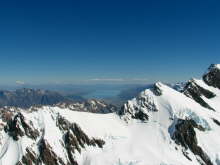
left=1, top=0, right=220, bottom=85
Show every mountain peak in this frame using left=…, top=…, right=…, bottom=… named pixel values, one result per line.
left=203, top=64, right=220, bottom=89
left=204, top=64, right=220, bottom=75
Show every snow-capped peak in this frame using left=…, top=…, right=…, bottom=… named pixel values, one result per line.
left=203, top=64, right=220, bottom=89
left=204, top=64, right=220, bottom=74
left=120, top=78, right=220, bottom=165
left=0, top=64, right=220, bottom=165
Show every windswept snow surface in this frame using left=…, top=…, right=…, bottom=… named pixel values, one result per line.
left=0, top=135, right=23, bottom=165
left=0, top=81, right=220, bottom=164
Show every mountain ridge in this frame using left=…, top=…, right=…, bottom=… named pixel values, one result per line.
left=0, top=88, right=67, bottom=108
left=0, top=64, right=220, bottom=165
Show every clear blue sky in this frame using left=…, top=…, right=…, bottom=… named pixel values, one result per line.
left=0, top=0, right=220, bottom=85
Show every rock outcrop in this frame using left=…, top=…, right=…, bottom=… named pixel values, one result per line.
left=172, top=119, right=213, bottom=165
left=2, top=110, right=105, bottom=165
left=4, top=112, right=39, bottom=140
left=203, top=64, right=220, bottom=89
left=183, top=79, right=215, bottom=110
left=119, top=83, right=159, bottom=122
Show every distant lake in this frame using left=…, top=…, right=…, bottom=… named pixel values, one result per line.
left=83, top=89, right=121, bottom=99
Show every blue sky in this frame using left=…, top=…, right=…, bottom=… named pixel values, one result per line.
left=0, top=0, right=220, bottom=85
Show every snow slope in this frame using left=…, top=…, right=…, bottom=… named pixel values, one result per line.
left=0, top=106, right=196, bottom=165
left=0, top=64, right=220, bottom=165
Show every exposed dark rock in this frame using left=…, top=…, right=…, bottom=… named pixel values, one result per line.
left=212, top=118, right=220, bottom=126
left=182, top=150, right=192, bottom=161
left=183, top=80, right=215, bottom=111
left=18, top=113, right=39, bottom=140
left=38, top=139, right=66, bottom=165
left=119, top=103, right=150, bottom=122
left=13, top=113, right=105, bottom=165
left=64, top=124, right=105, bottom=164
left=57, top=115, right=105, bottom=164
left=172, top=119, right=213, bottom=165
left=203, top=64, right=220, bottom=89
left=57, top=116, right=71, bottom=131
left=4, top=113, right=39, bottom=140
left=92, top=138, right=105, bottom=148
left=184, top=80, right=215, bottom=99
left=64, top=131, right=80, bottom=165
left=64, top=130, right=104, bottom=165
left=152, top=83, right=162, bottom=96
left=16, top=148, right=38, bottom=165
left=131, top=110, right=149, bottom=121
left=57, top=115, right=105, bottom=148
left=119, top=87, right=158, bottom=121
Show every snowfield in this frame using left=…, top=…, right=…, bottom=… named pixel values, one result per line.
left=0, top=64, right=220, bottom=165
left=0, top=107, right=196, bottom=165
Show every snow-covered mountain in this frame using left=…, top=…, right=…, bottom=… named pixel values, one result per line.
left=56, top=99, right=117, bottom=114
left=0, top=64, right=220, bottom=165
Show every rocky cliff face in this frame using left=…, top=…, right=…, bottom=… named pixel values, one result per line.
left=0, top=107, right=105, bottom=165
left=118, top=64, right=220, bottom=165
left=183, top=79, right=215, bottom=110
left=181, top=64, right=220, bottom=112
left=203, top=64, right=220, bottom=89
left=119, top=83, right=160, bottom=122
left=172, top=119, right=212, bottom=165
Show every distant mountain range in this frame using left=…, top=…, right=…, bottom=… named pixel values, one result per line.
left=0, top=84, right=148, bottom=109
left=0, top=88, right=117, bottom=114
left=0, top=83, right=150, bottom=107
left=0, top=88, right=67, bottom=108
